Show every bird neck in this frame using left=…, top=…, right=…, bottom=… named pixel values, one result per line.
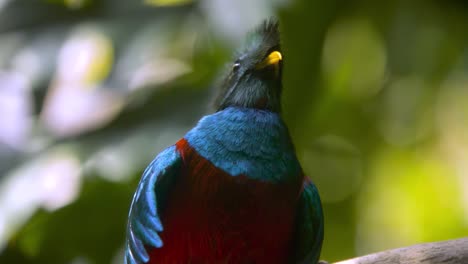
left=184, top=107, right=302, bottom=182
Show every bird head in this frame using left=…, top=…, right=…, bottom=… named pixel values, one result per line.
left=214, top=20, right=283, bottom=113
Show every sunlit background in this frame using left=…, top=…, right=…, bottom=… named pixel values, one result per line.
left=0, top=0, right=467, bottom=263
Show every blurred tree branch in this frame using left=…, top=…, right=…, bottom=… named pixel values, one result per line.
left=333, top=238, right=468, bottom=264
left=0, top=0, right=194, bottom=33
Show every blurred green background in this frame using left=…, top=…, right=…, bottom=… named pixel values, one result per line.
left=0, top=0, right=467, bottom=263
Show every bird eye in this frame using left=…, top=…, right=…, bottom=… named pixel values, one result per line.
left=232, top=61, right=240, bottom=72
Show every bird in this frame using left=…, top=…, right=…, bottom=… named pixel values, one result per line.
left=124, top=20, right=324, bottom=264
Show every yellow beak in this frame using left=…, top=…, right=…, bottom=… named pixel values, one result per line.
left=256, top=51, right=282, bottom=69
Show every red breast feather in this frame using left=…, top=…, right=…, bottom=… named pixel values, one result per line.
left=147, top=138, right=303, bottom=264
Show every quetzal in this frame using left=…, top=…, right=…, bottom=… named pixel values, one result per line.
left=124, top=20, right=324, bottom=264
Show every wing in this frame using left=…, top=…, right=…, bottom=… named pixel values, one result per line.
left=124, top=145, right=182, bottom=264
left=294, top=178, right=324, bottom=264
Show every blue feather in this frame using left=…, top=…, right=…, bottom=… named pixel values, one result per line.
left=185, top=107, right=301, bottom=182
left=127, top=229, right=148, bottom=263
left=124, top=145, right=181, bottom=264
left=296, top=180, right=324, bottom=263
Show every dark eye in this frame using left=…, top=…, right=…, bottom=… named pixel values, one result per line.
left=233, top=61, right=240, bottom=72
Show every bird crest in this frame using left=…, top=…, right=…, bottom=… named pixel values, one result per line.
left=236, top=19, right=281, bottom=61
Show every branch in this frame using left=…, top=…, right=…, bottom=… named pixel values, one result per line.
left=333, top=237, right=468, bottom=264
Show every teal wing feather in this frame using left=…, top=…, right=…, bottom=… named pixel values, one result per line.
left=295, top=178, right=324, bottom=264
left=124, top=145, right=182, bottom=264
